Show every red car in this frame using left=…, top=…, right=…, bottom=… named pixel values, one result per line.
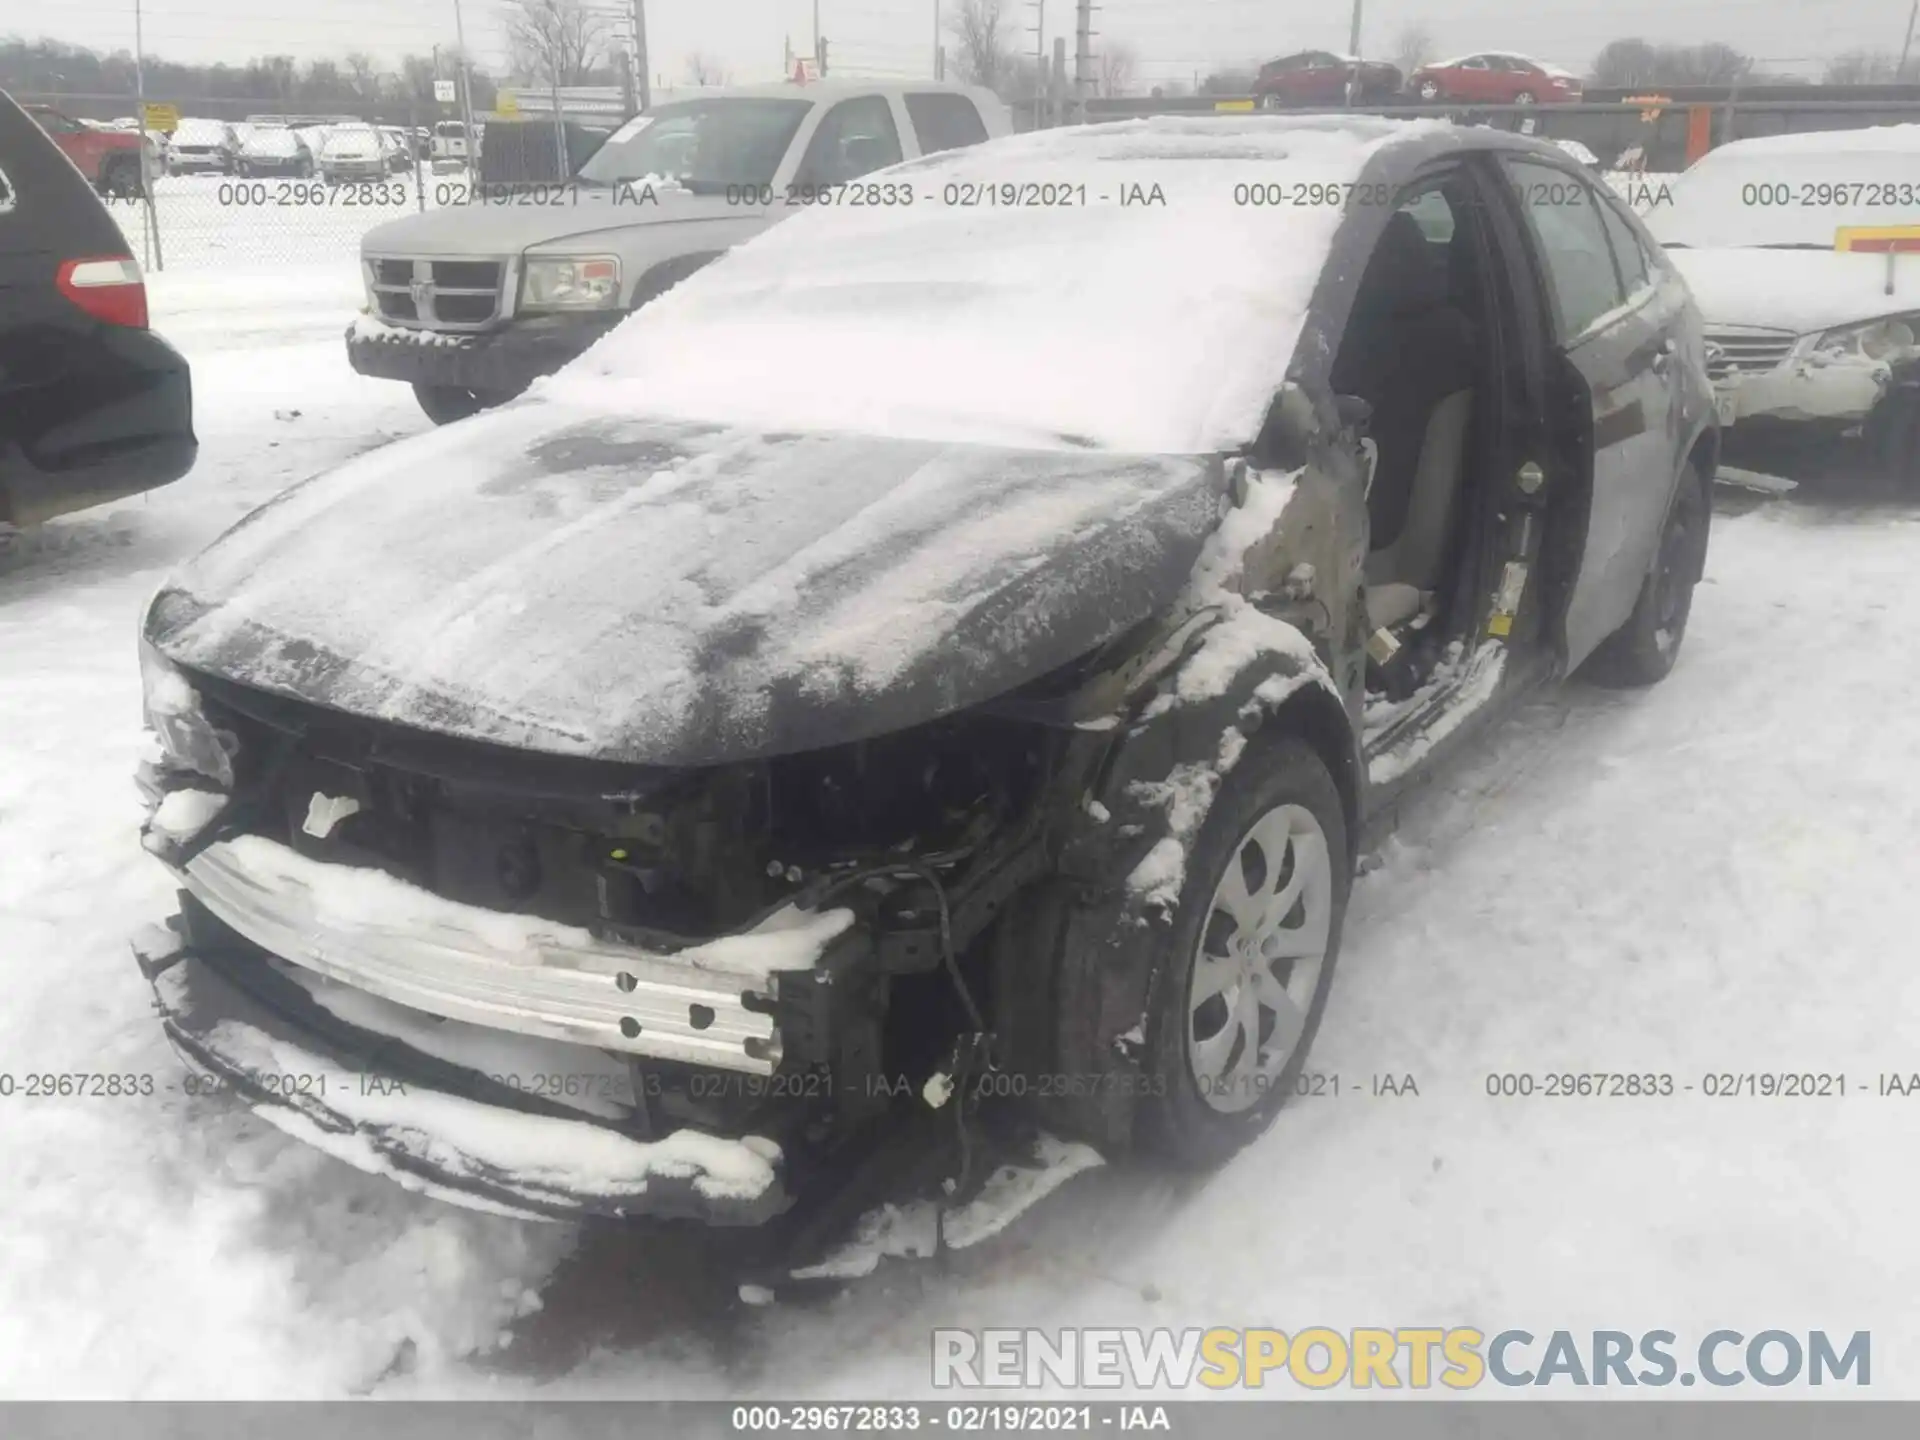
left=1407, top=53, right=1583, bottom=105
left=23, top=103, right=148, bottom=197
left=1252, top=51, right=1404, bottom=109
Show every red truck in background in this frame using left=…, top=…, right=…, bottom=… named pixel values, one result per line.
left=23, top=103, right=148, bottom=198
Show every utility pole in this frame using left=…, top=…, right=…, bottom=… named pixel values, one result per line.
left=814, top=0, right=821, bottom=63
left=1902, top=0, right=1919, bottom=80
left=452, top=0, right=478, bottom=168
left=1037, top=0, right=1048, bottom=122
left=1346, top=0, right=1363, bottom=106
left=133, top=0, right=161, bottom=270
left=632, top=0, right=650, bottom=109
left=1073, top=0, right=1094, bottom=120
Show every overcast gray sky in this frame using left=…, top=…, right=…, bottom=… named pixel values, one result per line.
left=3, top=0, right=1914, bottom=87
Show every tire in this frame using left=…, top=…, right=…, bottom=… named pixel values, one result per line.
left=1514, top=90, right=1537, bottom=105
left=412, top=383, right=514, bottom=425
left=1258, top=94, right=1283, bottom=111
left=1583, top=461, right=1711, bottom=688
left=1416, top=79, right=1442, bottom=101
left=99, top=157, right=142, bottom=199
left=1138, top=736, right=1352, bottom=1169
left=1865, top=390, right=1920, bottom=491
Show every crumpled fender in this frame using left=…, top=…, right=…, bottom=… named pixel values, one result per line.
left=1025, top=608, right=1357, bottom=1150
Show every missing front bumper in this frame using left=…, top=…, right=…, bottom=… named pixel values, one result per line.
left=134, top=923, right=793, bottom=1225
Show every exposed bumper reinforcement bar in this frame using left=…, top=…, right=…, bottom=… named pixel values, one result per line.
left=134, top=925, right=792, bottom=1225
left=168, top=835, right=855, bottom=1075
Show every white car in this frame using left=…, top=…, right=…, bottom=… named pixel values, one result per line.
left=1644, top=125, right=1920, bottom=481
left=319, top=124, right=388, bottom=185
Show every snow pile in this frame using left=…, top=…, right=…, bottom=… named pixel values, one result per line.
left=788, top=1135, right=1104, bottom=1281
left=551, top=116, right=1438, bottom=455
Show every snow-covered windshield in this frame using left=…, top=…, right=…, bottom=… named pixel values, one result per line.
left=551, top=116, right=1424, bottom=454
left=323, top=126, right=380, bottom=157
left=1645, top=125, right=1920, bottom=249
left=172, top=119, right=228, bottom=147
left=576, top=98, right=812, bottom=193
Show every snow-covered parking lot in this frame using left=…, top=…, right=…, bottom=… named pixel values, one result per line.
left=4, top=259, right=1920, bottom=1400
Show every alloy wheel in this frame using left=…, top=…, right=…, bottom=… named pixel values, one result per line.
left=1186, top=803, right=1335, bottom=1115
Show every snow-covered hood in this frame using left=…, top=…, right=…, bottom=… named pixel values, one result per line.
left=144, top=402, right=1225, bottom=767
left=1667, top=248, right=1920, bottom=336
left=360, top=188, right=752, bottom=258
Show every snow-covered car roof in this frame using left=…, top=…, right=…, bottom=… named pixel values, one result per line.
left=241, top=127, right=303, bottom=155
left=551, top=115, right=1449, bottom=455
left=1645, top=124, right=1920, bottom=249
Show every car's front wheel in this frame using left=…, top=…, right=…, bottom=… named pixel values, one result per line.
left=1416, top=79, right=1442, bottom=101
left=99, top=156, right=143, bottom=199
left=1259, top=94, right=1284, bottom=111
left=1139, top=736, right=1351, bottom=1169
left=1514, top=89, right=1538, bottom=104
left=1584, top=461, right=1710, bottom=687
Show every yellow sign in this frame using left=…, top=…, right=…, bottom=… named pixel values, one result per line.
left=496, top=91, right=519, bottom=116
left=1215, top=98, right=1256, bottom=112
left=1836, top=225, right=1920, bottom=253
left=141, top=102, right=179, bottom=133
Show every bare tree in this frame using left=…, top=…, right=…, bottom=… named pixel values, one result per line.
left=948, top=0, right=1018, bottom=92
left=1591, top=36, right=1752, bottom=87
left=1390, top=24, right=1434, bottom=77
left=343, top=50, right=379, bottom=98
left=685, top=52, right=730, bottom=86
left=505, top=0, right=610, bottom=87
left=1825, top=48, right=1914, bottom=84
left=1097, top=41, right=1137, bottom=98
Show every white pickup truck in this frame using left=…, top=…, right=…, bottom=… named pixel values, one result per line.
left=349, top=81, right=1012, bottom=423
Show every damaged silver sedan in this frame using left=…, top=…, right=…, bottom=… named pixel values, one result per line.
left=132, top=115, right=1717, bottom=1264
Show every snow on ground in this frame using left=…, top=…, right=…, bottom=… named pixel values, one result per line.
left=5, top=260, right=1920, bottom=1399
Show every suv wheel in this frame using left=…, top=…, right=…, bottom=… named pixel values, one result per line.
left=1138, top=736, right=1351, bottom=1169
left=99, top=156, right=143, bottom=199
left=412, top=383, right=513, bottom=426
left=1583, top=461, right=1710, bottom=687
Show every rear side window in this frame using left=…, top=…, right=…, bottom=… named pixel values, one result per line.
left=1502, top=158, right=1625, bottom=341
left=794, top=96, right=903, bottom=187
left=904, top=94, right=987, bottom=155
left=1593, top=190, right=1650, bottom=294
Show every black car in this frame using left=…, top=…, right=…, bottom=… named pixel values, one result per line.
left=132, top=119, right=1714, bottom=1270
left=0, top=92, right=195, bottom=529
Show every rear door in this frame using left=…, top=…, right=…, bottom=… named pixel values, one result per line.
left=1499, top=153, right=1671, bottom=668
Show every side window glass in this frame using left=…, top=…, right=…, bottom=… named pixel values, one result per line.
left=1593, top=191, right=1650, bottom=295
left=794, top=97, right=903, bottom=188
left=1503, top=159, right=1626, bottom=341
left=903, top=94, right=988, bottom=155
left=1461, top=57, right=1490, bottom=71
left=1403, top=188, right=1456, bottom=243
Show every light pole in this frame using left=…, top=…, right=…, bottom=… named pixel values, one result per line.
left=1902, top=0, right=1919, bottom=80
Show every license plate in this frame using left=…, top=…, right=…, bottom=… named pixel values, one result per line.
left=1713, top=388, right=1739, bottom=427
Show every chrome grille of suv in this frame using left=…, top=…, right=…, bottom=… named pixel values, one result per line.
left=367, top=257, right=507, bottom=330
left=1703, top=327, right=1797, bottom=381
